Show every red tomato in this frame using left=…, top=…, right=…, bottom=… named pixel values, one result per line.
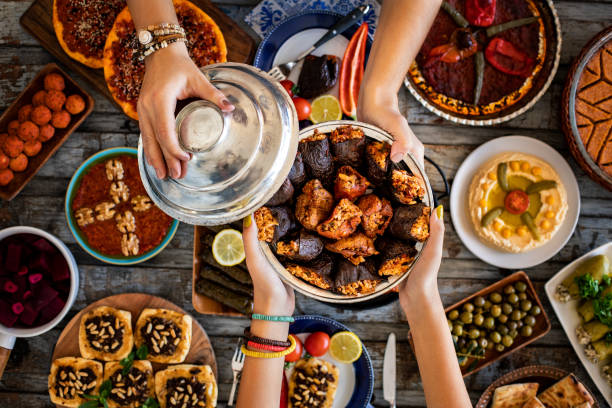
left=284, top=334, right=303, bottom=362
left=304, top=332, right=330, bottom=357
left=280, top=80, right=295, bottom=97
left=292, top=97, right=311, bottom=121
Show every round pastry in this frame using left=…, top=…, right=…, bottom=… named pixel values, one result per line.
left=48, top=357, right=103, bottom=407
left=154, top=364, right=217, bottom=408
left=79, top=305, right=134, bottom=361
left=103, top=360, right=155, bottom=408
left=134, top=308, right=192, bottom=364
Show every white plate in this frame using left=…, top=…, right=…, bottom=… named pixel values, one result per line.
left=450, top=136, right=580, bottom=269
left=544, top=242, right=612, bottom=406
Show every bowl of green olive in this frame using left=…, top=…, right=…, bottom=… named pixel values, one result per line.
left=410, top=271, right=551, bottom=377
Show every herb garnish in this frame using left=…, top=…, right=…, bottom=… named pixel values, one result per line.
left=141, top=397, right=160, bottom=408
left=575, top=274, right=601, bottom=299
left=119, top=345, right=148, bottom=375
left=594, top=294, right=612, bottom=327
left=79, top=379, right=111, bottom=408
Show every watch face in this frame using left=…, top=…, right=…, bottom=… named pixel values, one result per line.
left=138, top=30, right=153, bottom=45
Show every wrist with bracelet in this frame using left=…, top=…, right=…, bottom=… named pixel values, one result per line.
left=240, top=312, right=296, bottom=359
left=135, top=22, right=187, bottom=61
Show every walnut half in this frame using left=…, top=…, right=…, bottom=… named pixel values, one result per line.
left=115, top=211, right=136, bottom=233
left=105, top=159, right=124, bottom=181
left=95, top=202, right=116, bottom=221
left=75, top=208, right=94, bottom=227
left=110, top=181, right=130, bottom=204
left=121, top=233, right=140, bottom=256
left=131, top=195, right=152, bottom=212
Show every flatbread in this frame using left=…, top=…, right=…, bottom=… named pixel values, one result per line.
left=522, top=396, right=546, bottom=408
left=491, top=383, right=539, bottom=408
left=538, top=374, right=595, bottom=408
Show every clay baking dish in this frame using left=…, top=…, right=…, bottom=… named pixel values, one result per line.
left=0, top=63, right=94, bottom=200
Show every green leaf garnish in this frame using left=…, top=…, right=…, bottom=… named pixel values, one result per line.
left=594, top=294, right=612, bottom=326
left=141, top=397, right=160, bottom=408
left=136, top=345, right=149, bottom=360
left=79, top=400, right=100, bottom=408
left=575, top=274, right=601, bottom=299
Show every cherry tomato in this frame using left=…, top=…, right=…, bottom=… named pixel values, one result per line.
left=284, top=334, right=303, bottom=362
left=292, top=97, right=312, bottom=121
left=304, top=332, right=330, bottom=357
left=280, top=80, right=295, bottom=97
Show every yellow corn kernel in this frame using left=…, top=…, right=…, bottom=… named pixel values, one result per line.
left=510, top=161, right=520, bottom=171
left=545, top=210, right=555, bottom=219
left=517, top=226, right=529, bottom=237
left=521, top=162, right=530, bottom=172
left=493, top=221, right=503, bottom=232
left=531, top=166, right=542, bottom=176
left=479, top=199, right=487, bottom=208
left=488, top=172, right=497, bottom=181
left=546, top=195, right=555, bottom=205
left=502, top=228, right=513, bottom=239
left=541, top=220, right=551, bottom=229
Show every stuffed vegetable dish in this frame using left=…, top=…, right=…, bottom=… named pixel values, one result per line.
left=254, top=123, right=433, bottom=300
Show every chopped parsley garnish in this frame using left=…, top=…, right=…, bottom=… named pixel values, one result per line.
left=575, top=274, right=601, bottom=299
left=594, top=294, right=612, bottom=327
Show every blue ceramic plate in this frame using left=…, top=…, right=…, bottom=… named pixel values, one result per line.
left=253, top=10, right=372, bottom=72
left=289, top=315, right=374, bottom=408
left=65, top=147, right=179, bottom=265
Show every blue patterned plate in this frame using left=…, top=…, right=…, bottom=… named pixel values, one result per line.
left=289, top=315, right=374, bottom=408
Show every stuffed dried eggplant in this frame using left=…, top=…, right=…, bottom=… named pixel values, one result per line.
left=390, top=169, right=426, bottom=205
left=276, top=230, right=324, bottom=262
left=297, top=54, right=339, bottom=99
left=199, top=266, right=253, bottom=297
left=357, top=194, right=393, bottom=238
left=325, top=232, right=378, bottom=265
left=378, top=239, right=417, bottom=276
left=295, top=179, right=334, bottom=230
left=316, top=198, right=363, bottom=240
left=334, top=165, right=370, bottom=201
left=254, top=206, right=295, bottom=243
left=266, top=178, right=295, bottom=206
left=389, top=203, right=431, bottom=242
left=334, top=259, right=382, bottom=296
left=195, top=279, right=253, bottom=314
left=330, top=125, right=366, bottom=167
left=365, top=141, right=391, bottom=185
left=298, top=131, right=334, bottom=185
left=288, top=152, right=308, bottom=189
left=286, top=253, right=335, bottom=290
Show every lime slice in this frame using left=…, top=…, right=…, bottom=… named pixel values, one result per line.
left=309, top=95, right=342, bottom=124
left=212, top=229, right=245, bottom=266
left=329, top=331, right=362, bottom=363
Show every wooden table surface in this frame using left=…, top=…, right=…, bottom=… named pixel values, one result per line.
left=0, top=1, right=611, bottom=407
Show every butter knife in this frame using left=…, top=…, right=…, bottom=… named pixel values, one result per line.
left=383, top=333, right=396, bottom=408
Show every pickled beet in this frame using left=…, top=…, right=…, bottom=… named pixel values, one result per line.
left=3, top=280, right=17, bottom=293
left=5, top=243, right=21, bottom=273
left=19, top=303, right=38, bottom=326
left=32, top=281, right=58, bottom=310
left=28, top=273, right=43, bottom=284
left=17, top=265, right=28, bottom=276
left=40, top=297, right=65, bottom=324
left=50, top=253, right=69, bottom=282
left=29, top=253, right=49, bottom=272
left=11, top=302, right=24, bottom=315
left=32, top=238, right=55, bottom=253
left=22, top=290, right=32, bottom=300
left=0, top=300, right=18, bottom=327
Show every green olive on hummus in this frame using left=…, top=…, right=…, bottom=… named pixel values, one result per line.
left=468, top=153, right=567, bottom=253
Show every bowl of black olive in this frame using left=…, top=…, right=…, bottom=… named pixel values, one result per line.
left=253, top=121, right=435, bottom=304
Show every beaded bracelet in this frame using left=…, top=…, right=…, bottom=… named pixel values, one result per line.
left=246, top=341, right=287, bottom=352
left=251, top=313, right=295, bottom=323
left=138, top=37, right=187, bottom=61
left=137, top=23, right=185, bottom=46
left=243, top=329, right=291, bottom=348
left=241, top=335, right=296, bottom=359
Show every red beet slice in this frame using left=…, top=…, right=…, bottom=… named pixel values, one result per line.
left=32, top=280, right=58, bottom=311
left=28, top=273, right=43, bottom=285
left=22, top=290, right=32, bottom=300
left=3, top=280, right=17, bottom=293
left=29, top=253, right=49, bottom=272
left=11, top=302, right=23, bottom=315
left=0, top=299, right=18, bottom=327
left=39, top=296, right=65, bottom=324
left=32, top=237, right=55, bottom=253
left=50, top=253, right=70, bottom=282
left=19, top=302, right=38, bottom=326
left=55, top=280, right=71, bottom=294
left=5, top=243, right=21, bottom=273
left=17, top=265, right=28, bottom=276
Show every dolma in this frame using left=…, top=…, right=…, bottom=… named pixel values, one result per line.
left=585, top=339, right=612, bottom=364
left=295, top=179, right=334, bottom=230
left=390, top=169, right=426, bottom=205
left=254, top=206, right=295, bottom=243
left=357, top=194, right=393, bottom=238
left=578, top=285, right=612, bottom=322
left=365, top=140, right=391, bottom=185
left=334, top=259, right=382, bottom=296
left=298, top=131, right=334, bottom=185
left=377, top=238, right=417, bottom=276
left=316, top=198, right=363, bottom=240
left=576, top=320, right=612, bottom=345
left=325, top=232, right=379, bottom=265
left=556, top=255, right=611, bottom=302
left=195, top=279, right=253, bottom=314
left=276, top=230, right=324, bottom=262
left=329, top=125, right=366, bottom=168
left=334, top=165, right=370, bottom=201
left=201, top=252, right=252, bottom=285
left=199, top=266, right=254, bottom=297
left=285, top=253, right=335, bottom=290
left=288, top=152, right=308, bottom=189
left=297, top=54, right=339, bottom=99
left=266, top=178, right=294, bottom=206
left=389, top=203, right=431, bottom=242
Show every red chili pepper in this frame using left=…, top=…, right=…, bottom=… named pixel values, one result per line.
left=485, top=38, right=534, bottom=77
left=279, top=372, right=288, bottom=408
left=339, top=23, right=368, bottom=119
left=466, top=0, right=497, bottom=27
left=424, top=29, right=477, bottom=68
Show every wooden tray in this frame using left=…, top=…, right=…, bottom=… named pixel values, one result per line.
left=0, top=63, right=94, bottom=201
left=51, top=293, right=217, bottom=407
left=408, top=271, right=551, bottom=377
left=20, top=0, right=257, bottom=117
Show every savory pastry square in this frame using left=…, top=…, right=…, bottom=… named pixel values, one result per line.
left=134, top=308, right=192, bottom=364
left=104, top=360, right=155, bottom=408
left=289, top=358, right=339, bottom=408
left=537, top=374, right=594, bottom=408
left=48, top=357, right=103, bottom=407
left=79, top=306, right=133, bottom=361
left=154, top=364, right=217, bottom=408
left=491, top=383, right=538, bottom=408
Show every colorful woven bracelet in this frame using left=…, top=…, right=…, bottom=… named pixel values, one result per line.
left=251, top=313, right=295, bottom=323
left=241, top=335, right=296, bottom=359
left=243, top=329, right=291, bottom=348
left=246, top=340, right=287, bottom=352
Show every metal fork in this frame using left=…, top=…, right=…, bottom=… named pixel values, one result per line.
left=227, top=338, right=245, bottom=406
left=267, top=5, right=370, bottom=81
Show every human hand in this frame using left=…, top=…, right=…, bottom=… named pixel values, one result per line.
left=242, top=214, right=295, bottom=316
left=138, top=42, right=234, bottom=179
left=398, top=205, right=444, bottom=312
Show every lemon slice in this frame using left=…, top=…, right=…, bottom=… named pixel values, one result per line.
left=329, top=331, right=362, bottom=363
left=212, top=229, right=245, bottom=266
left=309, top=95, right=342, bottom=124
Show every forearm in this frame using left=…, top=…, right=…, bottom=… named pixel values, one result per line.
left=404, top=288, right=472, bottom=408
left=126, top=0, right=178, bottom=28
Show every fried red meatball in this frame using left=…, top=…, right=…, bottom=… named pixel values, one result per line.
left=295, top=179, right=334, bottom=231
left=39, top=124, right=55, bottom=142
left=377, top=239, right=418, bottom=276
left=325, top=232, right=378, bottom=265
left=45, top=90, right=66, bottom=112
left=9, top=153, right=28, bottom=172
left=44, top=73, right=65, bottom=91
left=0, top=152, right=9, bottom=170
left=30, top=105, right=52, bottom=126
left=390, top=169, right=426, bottom=205
left=7, top=120, right=19, bottom=137
left=18, top=121, right=39, bottom=142
left=32, top=90, right=47, bottom=106
left=18, top=104, right=33, bottom=123
left=0, top=169, right=14, bottom=186
left=51, top=110, right=71, bottom=128
left=23, top=140, right=42, bottom=157
left=3, top=135, right=24, bottom=158
left=316, top=198, right=362, bottom=240
left=389, top=203, right=431, bottom=242
left=65, top=94, right=86, bottom=115
left=357, top=194, right=394, bottom=238
left=334, top=165, right=370, bottom=201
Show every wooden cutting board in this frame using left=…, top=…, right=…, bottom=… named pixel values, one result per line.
left=20, top=0, right=257, bottom=119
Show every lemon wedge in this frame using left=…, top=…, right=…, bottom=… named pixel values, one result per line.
left=211, top=229, right=245, bottom=266
left=309, top=95, right=342, bottom=124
